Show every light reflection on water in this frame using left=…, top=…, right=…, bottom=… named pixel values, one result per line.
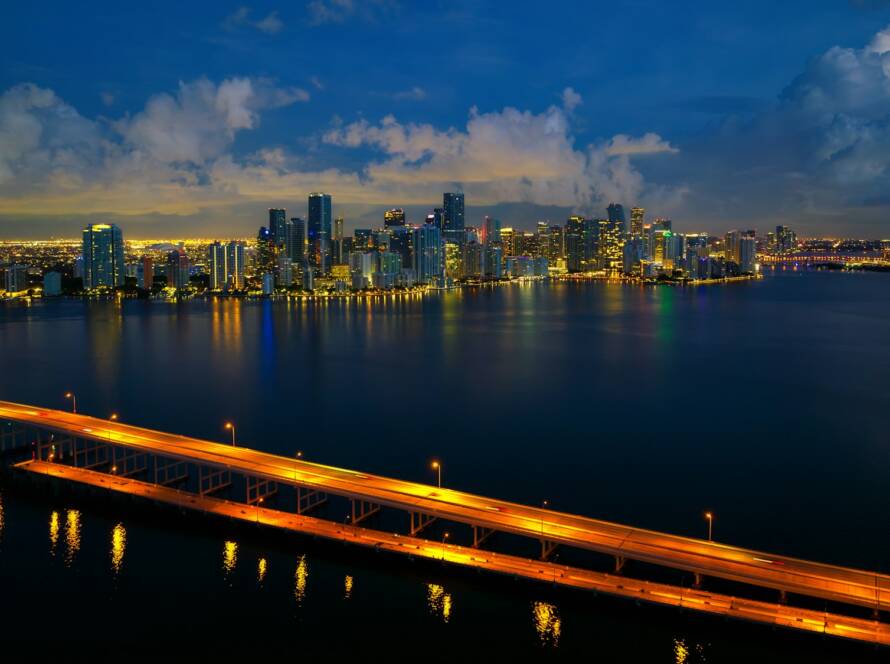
left=427, top=583, right=452, bottom=623
left=257, top=557, right=267, bottom=584
left=532, top=601, right=561, bottom=647
left=294, top=555, right=308, bottom=604
left=222, top=540, right=238, bottom=577
left=49, top=510, right=60, bottom=556
left=64, top=509, right=80, bottom=566
left=343, top=574, right=353, bottom=599
left=110, top=522, right=126, bottom=575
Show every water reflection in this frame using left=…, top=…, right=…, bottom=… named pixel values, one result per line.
left=426, top=583, right=452, bottom=623
left=343, top=575, right=353, bottom=599
left=532, top=601, right=561, bottom=647
left=64, top=509, right=81, bottom=566
left=294, top=555, right=308, bottom=604
left=673, top=637, right=706, bottom=663
left=110, top=523, right=126, bottom=574
left=49, top=510, right=60, bottom=556
left=257, top=557, right=267, bottom=584
left=222, top=540, right=238, bottom=576
left=0, top=491, right=4, bottom=541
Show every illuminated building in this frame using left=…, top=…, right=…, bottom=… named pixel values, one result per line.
left=607, top=203, right=627, bottom=235
left=268, top=208, right=287, bottom=246
left=384, top=208, right=406, bottom=227
left=277, top=253, right=294, bottom=287
left=500, top=227, right=515, bottom=256
left=444, top=240, right=462, bottom=280
left=483, top=216, right=501, bottom=246
left=262, top=272, right=274, bottom=295
left=630, top=207, right=645, bottom=236
left=353, top=229, right=372, bottom=251
left=427, top=207, right=444, bottom=230
left=413, top=223, right=443, bottom=284
left=166, top=249, right=190, bottom=289
left=286, top=217, right=306, bottom=264
left=349, top=251, right=374, bottom=289
left=43, top=271, right=61, bottom=296
left=389, top=226, right=414, bottom=272
left=725, top=230, right=742, bottom=263
left=139, top=256, right=154, bottom=289
left=564, top=215, right=585, bottom=272
left=308, top=192, right=332, bottom=275
left=484, top=243, right=503, bottom=279
left=597, top=218, right=625, bottom=273
left=256, top=226, right=275, bottom=273
left=333, top=216, right=344, bottom=264
left=443, top=192, right=465, bottom=231
left=462, top=241, right=483, bottom=278
left=623, top=237, right=645, bottom=275
left=582, top=218, right=600, bottom=270
left=4, top=264, right=29, bottom=292
left=208, top=242, right=227, bottom=290
left=776, top=225, right=796, bottom=254
left=82, top=223, right=125, bottom=289
left=738, top=237, right=756, bottom=273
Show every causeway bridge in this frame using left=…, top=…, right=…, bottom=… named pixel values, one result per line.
left=1, top=400, right=886, bottom=646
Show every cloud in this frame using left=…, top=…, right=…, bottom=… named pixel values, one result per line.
left=306, top=0, right=395, bottom=26
left=223, top=7, right=284, bottom=34
left=561, top=87, right=582, bottom=112
left=393, top=86, right=427, bottom=101
left=100, top=91, right=115, bottom=107
left=310, top=76, right=325, bottom=90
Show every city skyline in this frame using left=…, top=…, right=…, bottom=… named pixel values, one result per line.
left=6, top=3, right=890, bottom=238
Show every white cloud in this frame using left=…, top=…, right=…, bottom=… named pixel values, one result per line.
left=306, top=0, right=395, bottom=26
left=223, top=7, right=285, bottom=34
left=393, top=86, right=427, bottom=101
left=561, top=87, right=582, bottom=112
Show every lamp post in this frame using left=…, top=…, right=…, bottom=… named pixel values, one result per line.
left=541, top=499, right=549, bottom=539
left=64, top=392, right=77, bottom=414
left=224, top=422, right=236, bottom=446
left=256, top=497, right=264, bottom=525
left=431, top=460, right=441, bottom=488
left=294, top=450, right=302, bottom=484
left=442, top=531, right=449, bottom=560
left=705, top=512, right=713, bottom=542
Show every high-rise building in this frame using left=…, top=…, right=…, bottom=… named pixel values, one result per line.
left=308, top=193, right=332, bottom=274
left=166, top=249, right=191, bottom=289
left=256, top=226, right=275, bottom=273
left=269, top=208, right=287, bottom=246
left=606, top=203, right=627, bottom=235
left=564, top=215, right=585, bottom=273
left=333, top=216, right=344, bottom=264
left=427, top=208, right=444, bottom=230
left=4, top=264, right=29, bottom=293
left=384, top=209, right=406, bottom=227
left=738, top=237, right=757, bottom=273
left=597, top=218, right=625, bottom=272
left=208, top=241, right=245, bottom=290
left=287, top=217, right=306, bottom=263
left=139, top=256, right=154, bottom=290
left=500, top=228, right=515, bottom=256
left=725, top=230, right=742, bottom=264
left=483, top=216, right=501, bottom=246
left=389, top=226, right=414, bottom=272
left=443, top=192, right=465, bottom=232
left=82, top=223, right=125, bottom=289
left=43, top=271, right=61, bottom=296
left=630, top=207, right=645, bottom=236
left=413, top=223, right=443, bottom=284
left=776, top=225, right=796, bottom=254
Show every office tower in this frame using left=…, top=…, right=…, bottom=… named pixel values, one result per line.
left=606, top=203, right=627, bottom=235
left=427, top=208, right=444, bottom=230
left=349, top=252, right=375, bottom=289
left=384, top=209, right=406, bottom=227
left=166, top=249, right=190, bottom=289
left=724, top=230, right=742, bottom=264
left=209, top=242, right=227, bottom=290
left=597, top=218, right=625, bottom=272
left=582, top=218, right=600, bottom=269
left=564, top=215, right=585, bottom=272
left=269, top=208, right=287, bottom=246
left=412, top=223, right=443, bottom=284
left=277, top=253, right=294, bottom=287
left=443, top=192, right=465, bottom=231
left=500, top=228, right=515, bottom=256
left=262, top=273, right=275, bottom=296
left=484, top=243, right=503, bottom=278
left=209, top=241, right=245, bottom=290
left=389, top=226, right=414, bottom=271
left=308, top=192, right=332, bottom=274
left=140, top=256, right=154, bottom=289
left=256, top=226, right=275, bottom=273
left=483, top=216, right=501, bottom=246
left=776, top=225, right=796, bottom=254
left=43, top=271, right=61, bottom=296
left=4, top=264, right=29, bottom=292
left=623, top=237, right=645, bottom=275
left=353, top=229, right=372, bottom=251
left=630, top=207, right=645, bottom=236
left=461, top=241, right=483, bottom=278
left=333, top=216, right=344, bottom=264
left=444, top=241, right=462, bottom=280
left=288, top=217, right=306, bottom=263
left=226, top=241, right=245, bottom=289
left=82, top=223, right=125, bottom=289
left=738, top=237, right=757, bottom=273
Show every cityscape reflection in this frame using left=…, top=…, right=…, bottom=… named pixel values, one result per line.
left=426, top=583, right=452, bottom=623
left=49, top=510, right=60, bottom=556
left=64, top=509, right=81, bottom=566
left=110, top=522, right=126, bottom=575
left=294, top=555, right=308, bottom=604
left=532, top=601, right=561, bottom=647
left=344, top=574, right=353, bottom=599
left=222, top=540, right=238, bottom=576
left=257, top=557, right=267, bottom=584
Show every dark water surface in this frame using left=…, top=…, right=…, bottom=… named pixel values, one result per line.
left=0, top=269, right=887, bottom=661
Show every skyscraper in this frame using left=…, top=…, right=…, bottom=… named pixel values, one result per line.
left=630, top=207, right=645, bottom=236
left=384, top=209, right=406, bottom=227
left=209, top=241, right=245, bottom=290
left=269, top=208, right=287, bottom=246
left=443, top=192, right=465, bottom=232
left=333, top=216, right=344, bottom=264
left=82, top=223, right=125, bottom=289
left=606, top=203, right=627, bottom=234
left=413, top=223, right=443, bottom=284
left=166, top=249, right=190, bottom=289
left=287, top=217, right=306, bottom=263
left=308, top=193, right=332, bottom=275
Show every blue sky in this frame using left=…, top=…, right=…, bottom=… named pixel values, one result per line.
left=3, top=0, right=890, bottom=237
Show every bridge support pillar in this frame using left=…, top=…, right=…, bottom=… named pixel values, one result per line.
left=1, top=422, right=28, bottom=453
left=198, top=466, right=231, bottom=497
left=350, top=499, right=380, bottom=525
left=540, top=539, right=558, bottom=561
left=153, top=456, right=189, bottom=486
left=614, top=556, right=626, bottom=574
left=473, top=526, right=494, bottom=548
left=693, top=572, right=703, bottom=588
left=295, top=486, right=327, bottom=514
left=409, top=512, right=436, bottom=536
left=110, top=446, right=148, bottom=477
left=73, top=437, right=111, bottom=469
left=246, top=475, right=278, bottom=506
left=779, top=589, right=787, bottom=604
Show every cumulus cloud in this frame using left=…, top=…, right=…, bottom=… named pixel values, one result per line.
left=224, top=7, right=285, bottom=34
left=561, top=87, right=582, bottom=112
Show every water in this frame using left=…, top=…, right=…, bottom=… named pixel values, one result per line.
left=0, top=269, right=887, bottom=661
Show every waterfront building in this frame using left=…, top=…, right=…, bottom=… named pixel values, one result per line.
left=607, top=203, right=627, bottom=235
left=308, top=192, right=333, bottom=275
left=269, top=208, right=287, bottom=246
left=256, top=226, right=275, bottom=273
left=333, top=217, right=344, bottom=264
left=262, top=272, right=275, bottom=295
left=443, top=192, right=465, bottom=231
left=630, top=207, right=645, bottom=237
left=139, top=256, right=154, bottom=290
left=4, top=264, right=29, bottom=293
left=384, top=209, right=406, bottom=227
left=444, top=241, right=462, bottom=281
left=286, top=217, right=306, bottom=264
left=738, top=237, right=757, bottom=273
left=82, top=223, right=125, bottom=289
left=166, top=249, right=191, bottom=289
left=413, top=223, right=443, bottom=284
left=462, top=241, right=483, bottom=278
left=43, top=271, right=61, bottom=296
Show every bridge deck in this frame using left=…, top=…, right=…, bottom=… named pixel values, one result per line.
left=16, top=460, right=889, bottom=647
left=1, top=400, right=886, bottom=614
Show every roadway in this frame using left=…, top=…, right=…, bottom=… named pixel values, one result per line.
left=17, top=459, right=889, bottom=646
left=1, top=400, right=887, bottom=613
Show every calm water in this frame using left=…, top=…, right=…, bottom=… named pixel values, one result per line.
left=0, top=269, right=887, bottom=661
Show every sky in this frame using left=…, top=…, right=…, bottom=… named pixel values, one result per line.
left=3, top=0, right=890, bottom=238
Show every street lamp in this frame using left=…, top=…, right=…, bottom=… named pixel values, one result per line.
left=541, top=499, right=549, bottom=539
left=705, top=512, right=713, bottom=542
left=431, top=460, right=441, bottom=488
left=224, top=422, right=236, bottom=446
left=442, top=531, right=450, bottom=560
left=256, top=497, right=264, bottom=525
left=64, top=392, right=77, bottom=414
